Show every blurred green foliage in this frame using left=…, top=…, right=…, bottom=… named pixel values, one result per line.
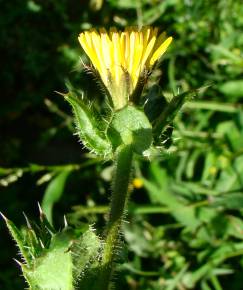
left=0, top=0, right=243, bottom=289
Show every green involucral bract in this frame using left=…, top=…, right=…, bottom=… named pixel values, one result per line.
left=64, top=92, right=113, bottom=158
left=152, top=90, right=197, bottom=138
left=107, top=105, right=152, bottom=155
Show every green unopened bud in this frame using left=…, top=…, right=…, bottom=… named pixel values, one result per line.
left=2, top=213, right=101, bottom=290
left=107, top=105, right=152, bottom=155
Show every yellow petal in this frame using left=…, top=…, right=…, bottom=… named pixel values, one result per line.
left=131, top=35, right=143, bottom=86
left=119, top=32, right=126, bottom=68
left=78, top=26, right=172, bottom=109
left=140, top=35, right=156, bottom=68
left=128, top=31, right=136, bottom=73
left=124, top=31, right=130, bottom=67
left=78, top=33, right=100, bottom=71
left=101, top=33, right=111, bottom=69
left=153, top=31, right=167, bottom=52
left=112, top=32, right=122, bottom=84
left=149, top=36, right=173, bottom=66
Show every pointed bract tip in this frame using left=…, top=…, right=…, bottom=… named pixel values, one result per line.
left=39, top=239, right=45, bottom=249
left=22, top=212, right=32, bottom=229
left=55, top=90, right=68, bottom=98
left=0, top=212, right=8, bottom=222
left=13, top=258, right=22, bottom=267
left=64, top=215, right=68, bottom=228
left=37, top=202, right=43, bottom=216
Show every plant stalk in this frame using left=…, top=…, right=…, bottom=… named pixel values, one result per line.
left=100, top=145, right=133, bottom=290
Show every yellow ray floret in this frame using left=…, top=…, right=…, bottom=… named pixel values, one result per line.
left=78, top=27, right=172, bottom=109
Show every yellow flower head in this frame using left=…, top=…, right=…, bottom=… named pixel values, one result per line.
left=78, top=27, right=172, bottom=109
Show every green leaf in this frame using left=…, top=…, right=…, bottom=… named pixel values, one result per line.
left=74, top=229, right=102, bottom=289
left=212, top=193, right=243, bottom=210
left=216, top=120, right=243, bottom=151
left=143, top=163, right=200, bottom=230
left=23, top=227, right=101, bottom=290
left=215, top=155, right=243, bottom=192
left=42, top=170, right=70, bottom=224
left=23, top=230, right=74, bottom=290
left=108, top=0, right=138, bottom=9
left=141, top=0, right=178, bottom=25
left=226, top=216, right=243, bottom=240
left=1, top=214, right=31, bottom=265
left=72, top=228, right=101, bottom=280
left=3, top=209, right=101, bottom=290
left=218, top=80, right=243, bottom=99
left=201, top=280, right=212, bottom=290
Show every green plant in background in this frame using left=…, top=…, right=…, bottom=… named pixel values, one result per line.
left=2, top=26, right=191, bottom=290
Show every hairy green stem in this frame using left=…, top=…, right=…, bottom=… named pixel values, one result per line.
left=100, top=145, right=133, bottom=290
